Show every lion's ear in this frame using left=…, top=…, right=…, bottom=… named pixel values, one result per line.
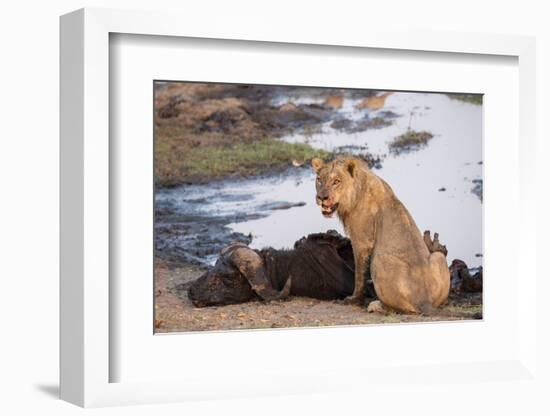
left=311, top=158, right=324, bottom=173
left=345, top=158, right=359, bottom=178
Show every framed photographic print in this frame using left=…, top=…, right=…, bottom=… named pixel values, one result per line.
left=60, top=7, right=539, bottom=408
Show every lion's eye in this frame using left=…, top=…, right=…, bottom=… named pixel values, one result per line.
left=316, top=177, right=321, bottom=184
left=333, top=179, right=341, bottom=186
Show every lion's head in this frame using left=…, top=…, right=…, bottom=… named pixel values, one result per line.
left=311, top=157, right=364, bottom=218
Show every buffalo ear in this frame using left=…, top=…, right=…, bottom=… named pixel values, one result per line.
left=345, top=158, right=359, bottom=178
left=311, top=158, right=324, bottom=173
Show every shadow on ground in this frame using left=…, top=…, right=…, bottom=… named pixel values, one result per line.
left=34, top=384, right=59, bottom=399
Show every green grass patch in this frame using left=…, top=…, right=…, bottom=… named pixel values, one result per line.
left=389, top=130, right=434, bottom=155
left=156, top=139, right=330, bottom=186
left=447, top=93, right=483, bottom=105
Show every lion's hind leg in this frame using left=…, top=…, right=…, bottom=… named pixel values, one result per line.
left=428, top=251, right=451, bottom=307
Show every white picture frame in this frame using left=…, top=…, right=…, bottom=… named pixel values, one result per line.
left=60, top=7, right=538, bottom=408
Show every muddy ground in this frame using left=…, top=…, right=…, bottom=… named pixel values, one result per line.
left=154, top=261, right=482, bottom=333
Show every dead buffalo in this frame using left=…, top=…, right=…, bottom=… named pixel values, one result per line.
left=187, top=230, right=368, bottom=307
left=449, top=259, right=483, bottom=293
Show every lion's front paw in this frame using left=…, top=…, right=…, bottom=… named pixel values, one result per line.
left=367, top=300, right=386, bottom=313
left=342, top=295, right=364, bottom=306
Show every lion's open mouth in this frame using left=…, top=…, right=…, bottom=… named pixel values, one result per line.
left=321, top=203, right=338, bottom=218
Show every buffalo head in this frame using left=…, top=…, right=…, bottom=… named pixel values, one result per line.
left=188, top=243, right=291, bottom=307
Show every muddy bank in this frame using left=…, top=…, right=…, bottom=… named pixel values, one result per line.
left=330, top=110, right=400, bottom=134
left=155, top=83, right=391, bottom=186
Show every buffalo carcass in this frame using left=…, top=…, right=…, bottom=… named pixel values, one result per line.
left=187, top=230, right=373, bottom=307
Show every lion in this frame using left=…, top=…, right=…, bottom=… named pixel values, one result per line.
left=311, top=156, right=450, bottom=314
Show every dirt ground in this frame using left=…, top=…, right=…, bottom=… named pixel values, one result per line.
left=154, top=261, right=482, bottom=333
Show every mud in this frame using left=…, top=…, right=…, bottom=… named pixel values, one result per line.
left=331, top=114, right=393, bottom=133
left=155, top=83, right=370, bottom=144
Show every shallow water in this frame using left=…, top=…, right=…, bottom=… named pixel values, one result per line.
left=156, top=91, right=483, bottom=267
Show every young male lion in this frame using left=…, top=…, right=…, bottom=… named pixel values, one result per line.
left=311, top=156, right=450, bottom=314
